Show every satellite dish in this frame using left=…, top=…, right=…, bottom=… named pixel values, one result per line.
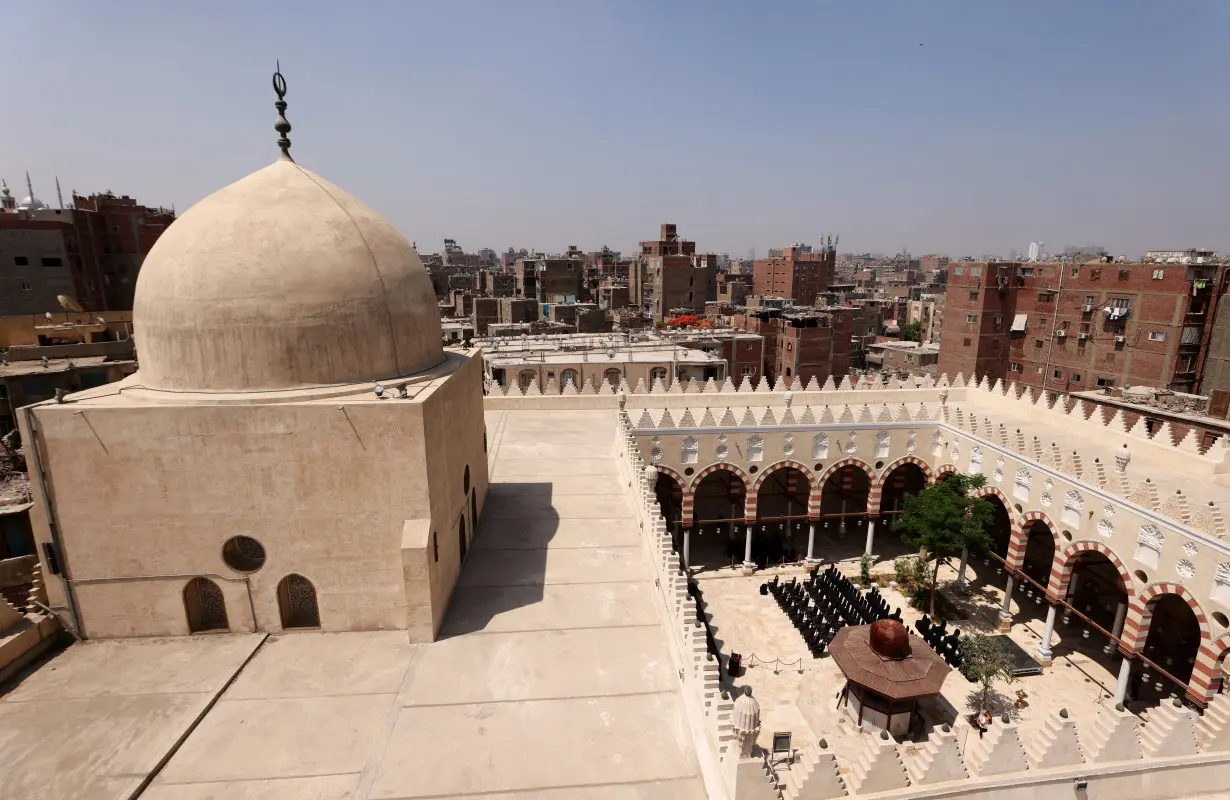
left=57, top=295, right=84, bottom=313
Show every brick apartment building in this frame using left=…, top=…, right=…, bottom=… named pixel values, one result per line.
left=514, top=257, right=587, bottom=304
left=631, top=223, right=717, bottom=322
left=731, top=308, right=852, bottom=386
left=0, top=188, right=174, bottom=315
left=752, top=244, right=836, bottom=304
left=937, top=260, right=1225, bottom=394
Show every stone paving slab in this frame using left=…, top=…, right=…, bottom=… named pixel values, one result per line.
left=158, top=693, right=396, bottom=785
left=481, top=493, right=633, bottom=520
left=0, top=634, right=263, bottom=800
left=458, top=546, right=649, bottom=587
left=223, top=631, right=415, bottom=700
left=142, top=774, right=360, bottom=800
left=367, top=693, right=698, bottom=799
left=401, top=626, right=674, bottom=705
left=473, top=517, right=641, bottom=550
left=440, top=582, right=660, bottom=635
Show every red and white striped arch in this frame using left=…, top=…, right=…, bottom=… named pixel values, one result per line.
left=1047, top=540, right=1134, bottom=603
left=810, top=458, right=875, bottom=515
left=868, top=456, right=934, bottom=515
left=683, top=462, right=752, bottom=525
left=1193, top=631, right=1230, bottom=708
left=1119, top=582, right=1211, bottom=705
left=1007, top=509, right=1056, bottom=572
left=749, top=460, right=818, bottom=520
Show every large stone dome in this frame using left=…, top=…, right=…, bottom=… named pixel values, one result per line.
left=133, top=159, right=443, bottom=392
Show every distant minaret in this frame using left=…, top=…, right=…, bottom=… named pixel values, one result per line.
left=55, top=176, right=64, bottom=209
left=26, top=171, right=35, bottom=204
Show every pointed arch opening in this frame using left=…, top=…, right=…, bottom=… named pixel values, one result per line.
left=753, top=464, right=811, bottom=564
left=277, top=573, right=320, bottom=629
left=184, top=577, right=228, bottom=633
left=688, top=468, right=747, bottom=571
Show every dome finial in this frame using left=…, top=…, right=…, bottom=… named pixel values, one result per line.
left=273, top=61, right=293, bottom=162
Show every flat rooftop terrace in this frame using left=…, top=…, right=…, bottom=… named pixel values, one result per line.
left=0, top=410, right=707, bottom=800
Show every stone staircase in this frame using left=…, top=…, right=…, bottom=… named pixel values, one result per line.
left=1197, top=693, right=1230, bottom=752
left=775, top=740, right=848, bottom=800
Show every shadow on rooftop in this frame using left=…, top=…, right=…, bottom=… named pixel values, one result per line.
left=437, top=482, right=558, bottom=638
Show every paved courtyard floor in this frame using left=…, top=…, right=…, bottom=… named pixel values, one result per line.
left=0, top=410, right=706, bottom=800
left=694, top=547, right=1136, bottom=778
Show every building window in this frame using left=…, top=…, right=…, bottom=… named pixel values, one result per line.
left=1071, top=267, right=1080, bottom=277
left=1034, top=339, right=1044, bottom=349
left=965, top=314, right=978, bottom=324
left=963, top=337, right=971, bottom=347
left=604, top=368, right=622, bottom=388
left=1009, top=362, right=1023, bottom=372
left=1035, top=365, right=1044, bottom=374
left=1148, top=331, right=1165, bottom=342
left=1053, top=369, right=1063, bottom=379
left=277, top=574, right=320, bottom=629
left=650, top=367, right=668, bottom=385
left=1096, top=377, right=1115, bottom=388
left=1110, top=297, right=1129, bottom=309
left=518, top=370, right=537, bottom=392
left=20, top=281, right=31, bottom=291
left=1152, top=269, right=1165, bottom=280
left=994, top=315, right=1002, bottom=325
left=747, top=435, right=765, bottom=462
left=40, top=256, right=62, bottom=267
left=13, top=256, right=28, bottom=266
left=969, top=290, right=979, bottom=300
left=954, top=266, right=965, bottom=276
left=1017, top=267, right=1034, bottom=277
left=560, top=368, right=579, bottom=389
left=1084, top=295, right=1095, bottom=306
left=681, top=436, right=699, bottom=464
left=183, top=577, right=229, bottom=633
left=1071, top=372, right=1081, bottom=381
left=740, top=365, right=756, bottom=377
left=1181, top=325, right=1202, bottom=344
left=1038, top=292, right=1054, bottom=302
left=1080, top=322, right=1090, bottom=333
left=970, top=267, right=982, bottom=278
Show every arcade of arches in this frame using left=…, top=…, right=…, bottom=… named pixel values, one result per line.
left=651, top=458, right=1230, bottom=708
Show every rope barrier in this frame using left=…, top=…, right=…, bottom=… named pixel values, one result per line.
left=744, top=653, right=806, bottom=674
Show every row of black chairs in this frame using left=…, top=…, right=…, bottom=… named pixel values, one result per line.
left=762, top=570, right=903, bottom=658
left=915, top=613, right=964, bottom=669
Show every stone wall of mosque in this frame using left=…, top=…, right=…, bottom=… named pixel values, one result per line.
left=21, top=352, right=487, bottom=641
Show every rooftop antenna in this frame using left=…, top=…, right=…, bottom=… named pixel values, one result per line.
left=273, top=61, right=293, bottom=162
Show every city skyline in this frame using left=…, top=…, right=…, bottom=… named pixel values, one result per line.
left=5, top=1, right=1228, bottom=258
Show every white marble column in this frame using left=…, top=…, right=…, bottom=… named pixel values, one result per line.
left=1113, top=656, right=1132, bottom=706
left=999, top=575, right=1015, bottom=628
left=1036, top=603, right=1059, bottom=663
left=863, top=518, right=876, bottom=556
left=806, top=520, right=818, bottom=564
left=1104, top=600, right=1129, bottom=656
left=955, top=548, right=969, bottom=587
left=743, top=524, right=754, bottom=568
left=839, top=498, right=848, bottom=534
left=683, top=526, right=692, bottom=570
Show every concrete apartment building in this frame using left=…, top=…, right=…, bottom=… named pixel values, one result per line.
left=631, top=223, right=717, bottom=322
left=938, top=260, right=1225, bottom=394
left=752, top=243, right=836, bottom=304
left=0, top=183, right=174, bottom=315
left=730, top=308, right=852, bottom=386
left=514, top=256, right=587, bottom=303
left=907, top=295, right=945, bottom=344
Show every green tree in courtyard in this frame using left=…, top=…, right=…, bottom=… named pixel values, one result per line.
left=893, top=473, right=994, bottom=618
left=960, top=631, right=1015, bottom=713
left=901, top=321, right=922, bottom=342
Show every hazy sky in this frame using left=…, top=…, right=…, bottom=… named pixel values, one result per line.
left=5, top=2, right=1227, bottom=259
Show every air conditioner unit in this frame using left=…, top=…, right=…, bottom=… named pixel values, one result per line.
left=1054, top=330, right=1067, bottom=338
left=1114, top=335, right=1126, bottom=344
left=1082, top=303, right=1094, bottom=312
left=1078, top=332, right=1089, bottom=341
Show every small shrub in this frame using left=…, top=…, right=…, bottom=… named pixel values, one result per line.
left=859, top=554, right=872, bottom=587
